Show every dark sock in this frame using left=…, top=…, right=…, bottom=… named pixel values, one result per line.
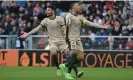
left=67, top=54, right=77, bottom=73
left=53, top=54, right=59, bottom=69
left=68, top=67, right=72, bottom=74
left=73, top=65, right=78, bottom=75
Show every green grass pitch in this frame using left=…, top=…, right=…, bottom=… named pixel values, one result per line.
left=0, top=67, right=133, bottom=80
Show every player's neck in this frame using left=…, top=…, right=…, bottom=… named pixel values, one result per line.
left=71, top=11, right=78, bottom=16
left=49, top=14, right=56, bottom=20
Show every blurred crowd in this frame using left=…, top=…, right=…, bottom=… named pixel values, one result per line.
left=0, top=1, right=133, bottom=50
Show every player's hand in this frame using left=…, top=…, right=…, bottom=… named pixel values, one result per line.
left=101, top=24, right=109, bottom=29
left=20, top=32, right=29, bottom=38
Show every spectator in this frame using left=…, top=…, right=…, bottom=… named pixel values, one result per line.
left=17, top=0, right=26, bottom=8
left=123, top=2, right=132, bottom=18
left=129, top=1, right=133, bottom=13
left=102, top=9, right=107, bottom=17
left=40, top=3, right=45, bottom=14
left=111, top=14, right=118, bottom=27
left=33, top=16, right=38, bottom=29
left=114, top=34, right=125, bottom=50
left=25, top=22, right=32, bottom=33
left=33, top=3, right=41, bottom=16
left=16, top=27, right=26, bottom=49
left=128, top=17, right=133, bottom=35
left=93, top=15, right=102, bottom=24
left=119, top=14, right=126, bottom=26
left=118, top=44, right=123, bottom=50
left=10, top=26, right=18, bottom=49
left=10, top=1, right=19, bottom=14
left=105, top=1, right=114, bottom=10
left=22, top=10, right=31, bottom=22
left=95, top=29, right=107, bottom=43
left=81, top=28, right=86, bottom=36
left=95, top=29, right=108, bottom=49
left=118, top=2, right=124, bottom=11
left=102, top=15, right=111, bottom=25
left=19, top=6, right=25, bottom=17
left=125, top=38, right=133, bottom=50
left=121, top=19, right=130, bottom=36
left=27, top=1, right=33, bottom=15
left=0, top=1, right=132, bottom=50
left=112, top=21, right=121, bottom=36
left=0, top=24, right=5, bottom=35
left=0, top=26, right=6, bottom=49
left=10, top=26, right=18, bottom=35
left=88, top=30, right=95, bottom=42
left=89, top=15, right=93, bottom=22
left=46, top=2, right=51, bottom=7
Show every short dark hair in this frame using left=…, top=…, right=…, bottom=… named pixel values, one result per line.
left=70, top=2, right=79, bottom=9
left=47, top=5, right=56, bottom=11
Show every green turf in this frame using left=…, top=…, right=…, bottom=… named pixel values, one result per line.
left=0, top=67, right=133, bottom=80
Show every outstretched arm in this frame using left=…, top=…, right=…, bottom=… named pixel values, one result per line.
left=20, top=25, right=42, bottom=38
left=82, top=19, right=108, bottom=29
left=27, top=25, right=42, bottom=35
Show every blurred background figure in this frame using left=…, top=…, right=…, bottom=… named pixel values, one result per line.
left=15, top=27, right=26, bottom=49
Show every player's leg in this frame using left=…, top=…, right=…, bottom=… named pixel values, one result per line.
left=63, top=40, right=85, bottom=78
left=65, top=40, right=75, bottom=70
left=72, top=64, right=83, bottom=77
left=63, top=40, right=78, bottom=79
left=77, top=40, right=84, bottom=61
left=58, top=42, right=75, bottom=79
left=58, top=43, right=68, bottom=76
left=49, top=43, right=60, bottom=76
left=65, top=40, right=84, bottom=77
left=75, top=40, right=85, bottom=77
left=59, top=40, right=84, bottom=79
left=73, top=64, right=78, bottom=76
left=66, top=40, right=82, bottom=77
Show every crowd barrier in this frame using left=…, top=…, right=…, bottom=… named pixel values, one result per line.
left=0, top=35, right=133, bottom=50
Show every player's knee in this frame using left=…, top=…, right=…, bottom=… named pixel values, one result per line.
left=51, top=51, right=57, bottom=55
left=50, top=47, right=57, bottom=55
left=77, top=51, right=85, bottom=62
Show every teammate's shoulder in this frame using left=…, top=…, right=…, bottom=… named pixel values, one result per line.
left=66, top=13, right=72, bottom=16
left=56, top=16, right=64, bottom=19
left=56, top=16, right=63, bottom=18
left=65, top=13, right=72, bottom=19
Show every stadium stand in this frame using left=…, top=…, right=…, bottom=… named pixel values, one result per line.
left=0, top=1, right=133, bottom=50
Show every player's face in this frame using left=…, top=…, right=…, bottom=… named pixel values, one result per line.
left=46, top=8, right=54, bottom=17
left=74, top=3, right=81, bottom=14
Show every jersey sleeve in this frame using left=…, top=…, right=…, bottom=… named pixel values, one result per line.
left=40, top=19, right=47, bottom=28
left=80, top=15, right=87, bottom=25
